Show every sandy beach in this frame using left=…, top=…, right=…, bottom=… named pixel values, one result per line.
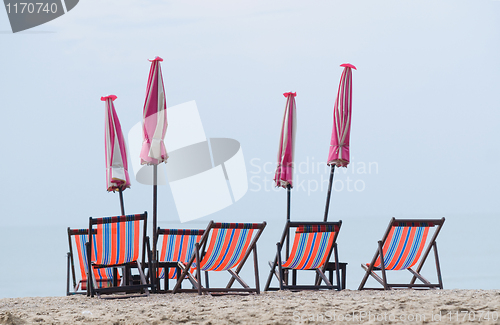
left=1, top=290, right=499, bottom=324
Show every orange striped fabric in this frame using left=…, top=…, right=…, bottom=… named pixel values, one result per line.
left=282, top=230, right=336, bottom=270
left=93, top=219, right=141, bottom=266
left=72, top=231, right=116, bottom=287
left=199, top=228, right=255, bottom=271
left=157, top=229, right=204, bottom=279
left=373, top=223, right=431, bottom=270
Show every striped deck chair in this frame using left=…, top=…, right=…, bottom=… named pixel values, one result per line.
left=264, top=221, right=342, bottom=291
left=155, top=228, right=205, bottom=292
left=172, top=221, right=267, bottom=295
left=87, top=212, right=150, bottom=298
left=358, top=217, right=445, bottom=290
left=66, top=228, right=120, bottom=295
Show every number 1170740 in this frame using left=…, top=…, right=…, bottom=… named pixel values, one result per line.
left=5, top=2, right=58, bottom=14
left=447, top=311, right=499, bottom=322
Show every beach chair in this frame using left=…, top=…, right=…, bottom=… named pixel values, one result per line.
left=264, top=221, right=342, bottom=291
left=358, top=217, right=445, bottom=290
left=155, top=228, right=206, bottom=292
left=66, top=228, right=119, bottom=295
left=172, top=221, right=267, bottom=295
left=87, top=212, right=151, bottom=298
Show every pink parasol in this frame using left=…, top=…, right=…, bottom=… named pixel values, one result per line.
left=103, top=95, right=130, bottom=215
left=140, top=56, right=168, bottom=165
left=274, top=92, right=297, bottom=190
left=324, top=63, right=356, bottom=221
left=140, top=57, right=168, bottom=289
left=274, top=92, right=297, bottom=260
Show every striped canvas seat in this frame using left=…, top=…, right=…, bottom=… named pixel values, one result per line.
left=282, top=225, right=339, bottom=270
left=371, top=221, right=432, bottom=271
left=87, top=212, right=150, bottom=298
left=172, top=221, right=267, bottom=295
left=92, top=216, right=142, bottom=267
left=157, top=229, right=204, bottom=279
left=264, top=221, right=342, bottom=291
left=66, top=228, right=118, bottom=295
left=358, top=218, right=445, bottom=290
left=199, top=224, right=257, bottom=272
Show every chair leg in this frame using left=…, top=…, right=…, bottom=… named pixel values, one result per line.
left=228, top=269, right=250, bottom=289
left=113, top=268, right=118, bottom=287
left=136, top=260, right=150, bottom=296
left=277, top=242, right=284, bottom=290
left=408, top=241, right=443, bottom=290
left=407, top=268, right=431, bottom=285
left=124, top=265, right=130, bottom=286
left=195, top=243, right=202, bottom=295
left=315, top=269, right=333, bottom=287
left=378, top=241, right=389, bottom=290
left=342, top=264, right=347, bottom=290
left=264, top=257, right=278, bottom=291
left=66, top=253, right=71, bottom=296
left=358, top=262, right=372, bottom=290
left=333, top=243, right=341, bottom=290
left=314, top=272, right=320, bottom=287
left=360, top=263, right=386, bottom=287
left=90, top=266, right=101, bottom=298
left=176, top=262, right=198, bottom=288
left=434, top=242, right=443, bottom=289
left=85, top=242, right=94, bottom=297
left=253, top=246, right=260, bottom=294
left=176, top=266, right=181, bottom=290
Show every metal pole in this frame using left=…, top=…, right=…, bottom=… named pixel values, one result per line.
left=152, top=164, right=158, bottom=272
left=286, top=184, right=291, bottom=259
left=285, top=184, right=291, bottom=285
left=323, top=165, right=335, bottom=222
left=151, top=165, right=158, bottom=292
left=118, top=188, right=125, bottom=216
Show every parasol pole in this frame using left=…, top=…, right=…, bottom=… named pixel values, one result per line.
left=152, top=164, right=158, bottom=259
left=152, top=164, right=158, bottom=291
left=118, top=188, right=125, bottom=216
left=323, top=164, right=335, bottom=222
left=286, top=184, right=291, bottom=259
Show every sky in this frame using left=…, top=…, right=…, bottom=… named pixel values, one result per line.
left=0, top=0, right=499, bottom=295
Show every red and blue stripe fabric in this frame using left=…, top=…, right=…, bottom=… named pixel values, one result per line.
left=157, top=229, right=204, bottom=279
left=282, top=226, right=338, bottom=270
left=93, top=217, right=141, bottom=267
left=72, top=230, right=115, bottom=288
left=199, top=224, right=257, bottom=271
left=373, top=222, right=432, bottom=270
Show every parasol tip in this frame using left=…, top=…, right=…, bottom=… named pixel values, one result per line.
left=283, top=92, right=297, bottom=98
left=149, top=56, right=164, bottom=62
left=101, top=95, right=117, bottom=101
left=340, top=63, right=356, bottom=70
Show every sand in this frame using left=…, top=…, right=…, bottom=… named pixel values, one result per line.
left=1, top=290, right=500, bottom=324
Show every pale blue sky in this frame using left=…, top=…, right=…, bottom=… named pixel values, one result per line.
left=0, top=0, right=499, bottom=295
left=1, top=0, right=499, bottom=226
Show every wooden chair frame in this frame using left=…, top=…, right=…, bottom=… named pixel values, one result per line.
left=87, top=212, right=151, bottom=298
left=66, top=228, right=111, bottom=295
left=358, top=217, right=445, bottom=290
left=172, top=221, right=267, bottom=295
left=264, top=221, right=343, bottom=291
